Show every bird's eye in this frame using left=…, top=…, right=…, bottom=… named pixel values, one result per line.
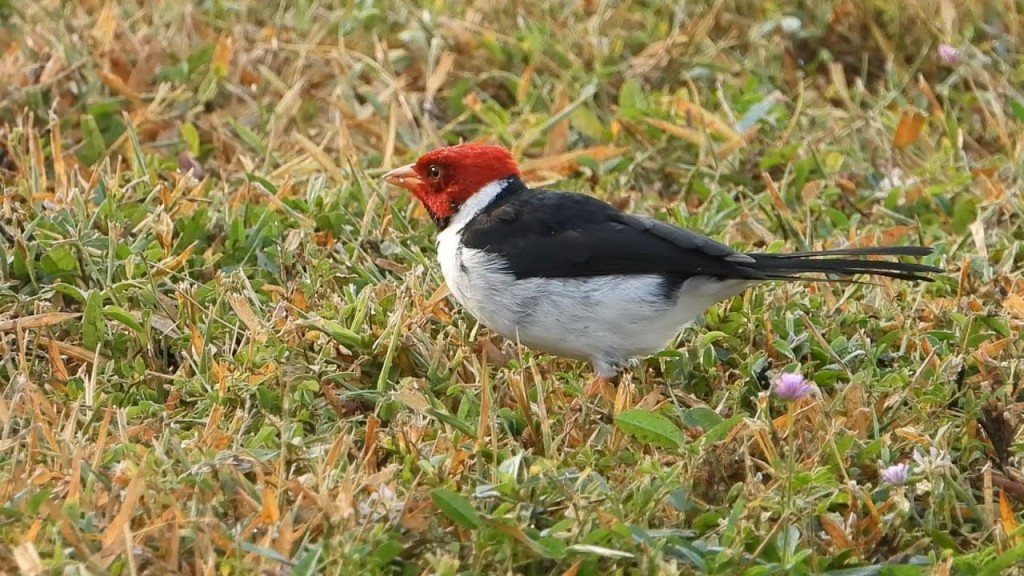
left=428, top=165, right=442, bottom=181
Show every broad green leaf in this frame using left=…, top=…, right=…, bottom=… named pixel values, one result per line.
left=1011, top=98, right=1024, bottom=122
left=536, top=537, right=568, bottom=559
left=977, top=543, right=1024, bottom=576
left=699, top=331, right=731, bottom=347
left=39, top=246, right=78, bottom=276
left=370, top=539, right=403, bottom=567
left=245, top=172, right=279, bottom=194
left=103, top=306, right=145, bottom=337
left=736, top=91, right=782, bottom=133
left=240, top=542, right=289, bottom=563
left=300, top=318, right=365, bottom=349
left=291, top=545, right=322, bottom=576
left=82, top=290, right=105, bottom=351
left=681, top=406, right=722, bottom=431
left=430, top=488, right=481, bottom=529
left=26, top=487, right=52, bottom=515
left=571, top=106, right=608, bottom=140
left=80, top=114, right=107, bottom=165
left=181, top=122, right=201, bottom=155
left=617, top=78, right=646, bottom=116
left=425, top=408, right=477, bottom=438
left=229, top=118, right=268, bottom=155
left=614, top=409, right=685, bottom=449
left=926, top=529, right=958, bottom=551
left=699, top=414, right=744, bottom=446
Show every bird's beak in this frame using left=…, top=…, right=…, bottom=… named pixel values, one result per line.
left=382, top=163, right=423, bottom=192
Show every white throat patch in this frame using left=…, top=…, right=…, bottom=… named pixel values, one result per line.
left=447, top=178, right=512, bottom=232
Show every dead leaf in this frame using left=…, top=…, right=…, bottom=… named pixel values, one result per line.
left=561, top=561, right=583, bottom=576
left=259, top=486, right=280, bottom=526
left=819, top=514, right=855, bottom=550
left=917, top=75, right=944, bottom=119
left=38, top=53, right=65, bottom=86
left=642, top=116, right=705, bottom=146
left=545, top=89, right=571, bottom=155
left=212, top=35, right=233, bottom=76
left=36, top=337, right=107, bottom=366
left=969, top=219, right=988, bottom=260
left=519, top=146, right=626, bottom=181
left=12, top=542, right=43, bottom=576
left=98, top=69, right=142, bottom=107
left=91, top=2, right=118, bottom=53
left=0, top=312, right=81, bottom=332
left=395, top=381, right=430, bottom=413
left=1000, top=490, right=1020, bottom=544
left=517, top=60, right=535, bottom=104
left=239, top=66, right=260, bottom=88
left=127, top=46, right=163, bottom=92
left=154, top=242, right=196, bottom=277
left=973, top=338, right=1011, bottom=362
left=668, top=97, right=739, bottom=141
left=425, top=51, right=454, bottom=100
left=293, top=133, right=341, bottom=181
left=399, top=497, right=432, bottom=532
left=46, top=338, right=69, bottom=383
left=893, top=428, right=932, bottom=447
left=362, top=415, right=379, bottom=472
left=1004, top=293, right=1024, bottom=320
left=99, top=471, right=146, bottom=557
left=226, top=293, right=267, bottom=343
left=893, top=111, right=927, bottom=149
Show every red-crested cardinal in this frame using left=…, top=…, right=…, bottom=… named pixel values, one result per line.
left=383, top=144, right=940, bottom=395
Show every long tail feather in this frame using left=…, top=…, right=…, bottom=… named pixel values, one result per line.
left=748, top=246, right=942, bottom=282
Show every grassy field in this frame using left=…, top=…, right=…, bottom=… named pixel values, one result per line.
left=1, top=0, right=1023, bottom=574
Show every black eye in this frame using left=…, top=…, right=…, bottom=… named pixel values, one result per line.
left=428, top=165, right=441, bottom=180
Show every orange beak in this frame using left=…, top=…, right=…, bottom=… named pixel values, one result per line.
left=382, top=163, right=423, bottom=192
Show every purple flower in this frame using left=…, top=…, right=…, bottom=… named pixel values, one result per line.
left=772, top=372, right=811, bottom=401
left=938, top=44, right=962, bottom=66
left=881, top=463, right=910, bottom=486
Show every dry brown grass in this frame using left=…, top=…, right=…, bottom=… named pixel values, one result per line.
left=1, top=0, right=1023, bottom=574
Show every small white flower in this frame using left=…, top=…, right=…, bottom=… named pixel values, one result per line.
left=915, top=478, right=932, bottom=496
left=892, top=491, right=910, bottom=513
left=358, top=483, right=405, bottom=521
left=912, top=447, right=953, bottom=476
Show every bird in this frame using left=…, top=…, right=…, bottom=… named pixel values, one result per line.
left=383, top=143, right=942, bottom=397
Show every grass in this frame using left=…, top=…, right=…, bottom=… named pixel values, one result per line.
left=0, top=0, right=1023, bottom=573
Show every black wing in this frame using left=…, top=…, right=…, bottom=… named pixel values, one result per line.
left=459, top=181, right=941, bottom=283
left=458, top=183, right=767, bottom=282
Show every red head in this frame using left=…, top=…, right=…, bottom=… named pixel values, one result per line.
left=382, top=144, right=521, bottom=225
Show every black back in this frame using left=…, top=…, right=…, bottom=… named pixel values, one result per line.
left=458, top=179, right=768, bottom=284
